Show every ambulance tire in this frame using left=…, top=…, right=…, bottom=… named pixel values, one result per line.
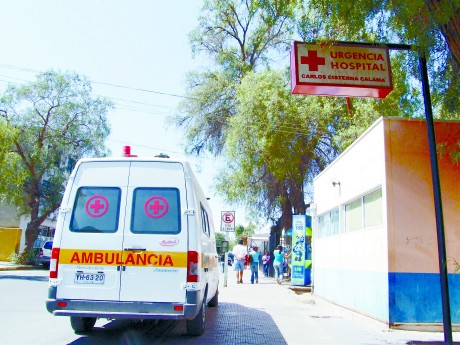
left=186, top=298, right=205, bottom=336
left=207, top=288, right=218, bottom=307
left=70, top=316, right=96, bottom=333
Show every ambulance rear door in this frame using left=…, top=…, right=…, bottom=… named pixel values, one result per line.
left=56, top=161, right=129, bottom=301
left=119, top=161, right=189, bottom=303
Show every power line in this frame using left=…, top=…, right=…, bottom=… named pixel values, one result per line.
left=0, top=63, right=193, bottom=100
left=113, top=105, right=171, bottom=116
left=110, top=97, right=174, bottom=110
left=0, top=74, right=32, bottom=83
left=93, top=80, right=194, bottom=100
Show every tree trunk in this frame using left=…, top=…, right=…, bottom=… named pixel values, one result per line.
left=25, top=218, right=42, bottom=249
left=280, top=187, right=293, bottom=231
left=24, top=181, right=41, bottom=249
left=427, top=0, right=460, bottom=70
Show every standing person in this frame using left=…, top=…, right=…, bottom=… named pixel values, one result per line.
left=262, top=251, right=270, bottom=277
left=249, top=246, right=260, bottom=284
left=273, top=245, right=291, bottom=285
left=232, top=239, right=247, bottom=284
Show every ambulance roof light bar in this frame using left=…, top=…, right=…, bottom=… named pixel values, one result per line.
left=122, top=146, right=138, bottom=157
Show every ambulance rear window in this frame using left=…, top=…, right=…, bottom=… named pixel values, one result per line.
left=131, top=187, right=180, bottom=234
left=70, top=187, right=121, bottom=233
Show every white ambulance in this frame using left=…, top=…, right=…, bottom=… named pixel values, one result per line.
left=46, top=148, right=219, bottom=336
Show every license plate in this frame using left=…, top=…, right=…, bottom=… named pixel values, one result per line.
left=74, top=272, right=105, bottom=284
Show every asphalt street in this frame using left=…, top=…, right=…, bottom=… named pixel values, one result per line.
left=1, top=264, right=460, bottom=344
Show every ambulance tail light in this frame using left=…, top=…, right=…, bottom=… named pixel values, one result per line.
left=49, top=247, right=60, bottom=279
left=187, top=251, right=199, bottom=282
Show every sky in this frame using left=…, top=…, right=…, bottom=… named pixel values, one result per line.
left=0, top=0, right=264, bottom=233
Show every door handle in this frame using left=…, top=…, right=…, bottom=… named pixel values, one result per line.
left=124, top=248, right=147, bottom=251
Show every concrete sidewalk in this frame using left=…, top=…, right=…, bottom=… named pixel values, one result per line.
left=164, top=267, right=460, bottom=344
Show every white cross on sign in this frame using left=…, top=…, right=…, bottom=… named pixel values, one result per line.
left=221, top=211, right=235, bottom=232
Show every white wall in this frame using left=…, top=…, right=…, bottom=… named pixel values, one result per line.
left=313, top=118, right=390, bottom=322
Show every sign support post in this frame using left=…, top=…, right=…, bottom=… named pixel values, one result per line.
left=223, top=251, right=228, bottom=288
left=389, top=45, right=452, bottom=345
left=221, top=211, right=235, bottom=288
left=418, top=54, right=452, bottom=345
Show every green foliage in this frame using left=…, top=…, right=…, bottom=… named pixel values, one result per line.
left=437, top=140, right=460, bottom=165
left=0, top=70, right=113, bottom=246
left=235, top=223, right=256, bottom=239
left=172, top=70, right=238, bottom=155
left=172, top=0, right=297, bottom=156
left=190, top=0, right=296, bottom=73
left=174, top=0, right=460, bottom=230
left=231, top=223, right=256, bottom=248
left=215, top=231, right=226, bottom=244
left=216, top=69, right=343, bottom=224
left=332, top=53, right=422, bottom=150
left=301, top=0, right=460, bottom=119
left=8, top=247, right=37, bottom=266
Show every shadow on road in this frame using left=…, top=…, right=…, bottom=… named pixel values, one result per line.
left=67, top=302, right=287, bottom=345
left=0, top=274, right=48, bottom=282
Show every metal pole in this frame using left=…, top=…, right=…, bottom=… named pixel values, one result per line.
left=223, top=252, right=228, bottom=287
left=224, top=231, right=229, bottom=287
left=419, top=55, right=453, bottom=345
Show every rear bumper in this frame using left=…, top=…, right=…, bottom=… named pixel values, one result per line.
left=46, top=287, right=202, bottom=320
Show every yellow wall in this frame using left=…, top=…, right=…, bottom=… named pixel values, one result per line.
left=0, top=228, right=22, bottom=261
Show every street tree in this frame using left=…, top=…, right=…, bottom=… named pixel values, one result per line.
left=175, top=0, right=435, bottom=238
left=0, top=70, right=113, bottom=250
left=216, top=69, right=343, bottom=232
left=216, top=58, right=417, bottom=231
left=173, top=0, right=296, bottom=155
left=233, top=223, right=256, bottom=247
left=172, top=0, right=303, bottom=232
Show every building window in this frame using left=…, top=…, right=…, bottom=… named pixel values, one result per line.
left=345, top=188, right=382, bottom=232
left=364, top=188, right=383, bottom=228
left=318, top=207, right=339, bottom=238
left=345, top=198, right=362, bottom=232
left=330, top=208, right=339, bottom=234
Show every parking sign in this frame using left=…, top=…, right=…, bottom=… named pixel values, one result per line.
left=221, top=211, right=235, bottom=232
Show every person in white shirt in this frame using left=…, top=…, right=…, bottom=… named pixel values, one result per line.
left=232, top=239, right=247, bottom=284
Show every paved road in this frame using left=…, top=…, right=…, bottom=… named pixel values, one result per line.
left=1, top=267, right=460, bottom=344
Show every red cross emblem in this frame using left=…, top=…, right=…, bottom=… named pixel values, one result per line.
left=144, top=196, right=169, bottom=219
left=85, top=195, right=109, bottom=218
left=300, top=50, right=326, bottom=71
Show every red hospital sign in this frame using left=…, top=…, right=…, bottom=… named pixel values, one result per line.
left=290, top=42, right=393, bottom=98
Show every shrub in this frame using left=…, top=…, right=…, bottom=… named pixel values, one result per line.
left=8, top=247, right=38, bottom=265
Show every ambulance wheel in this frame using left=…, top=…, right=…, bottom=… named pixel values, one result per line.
left=70, top=316, right=96, bottom=333
left=186, top=299, right=205, bottom=336
left=207, top=288, right=218, bottom=307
